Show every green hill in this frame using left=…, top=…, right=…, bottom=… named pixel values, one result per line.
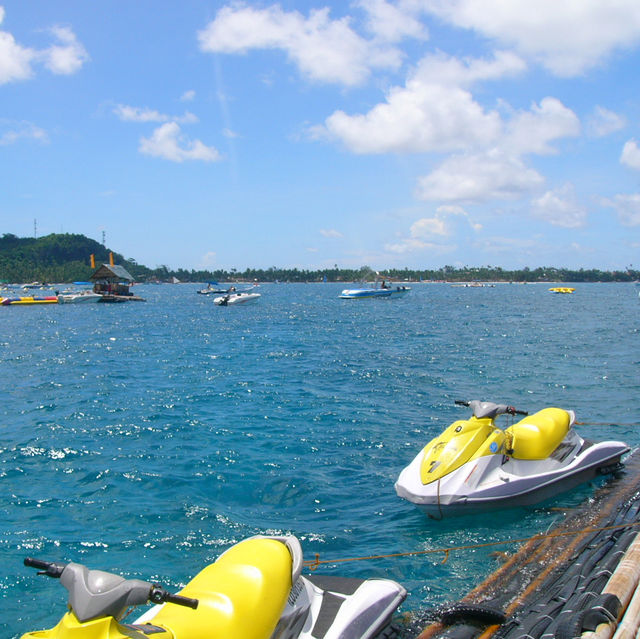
left=0, top=233, right=141, bottom=283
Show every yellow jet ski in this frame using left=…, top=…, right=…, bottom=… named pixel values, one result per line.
left=395, top=400, right=629, bottom=518
left=20, top=535, right=406, bottom=639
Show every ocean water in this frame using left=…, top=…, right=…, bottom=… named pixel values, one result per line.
left=1, top=282, right=639, bottom=637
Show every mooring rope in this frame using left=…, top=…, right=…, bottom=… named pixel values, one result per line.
left=574, top=422, right=640, bottom=427
left=302, top=520, right=640, bottom=570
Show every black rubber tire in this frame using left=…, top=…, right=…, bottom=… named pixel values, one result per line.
left=555, top=610, right=587, bottom=639
left=437, top=603, right=507, bottom=625
left=583, top=593, right=622, bottom=630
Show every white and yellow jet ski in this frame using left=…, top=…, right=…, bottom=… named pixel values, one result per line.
left=395, top=400, right=629, bottom=518
left=20, top=535, right=406, bottom=639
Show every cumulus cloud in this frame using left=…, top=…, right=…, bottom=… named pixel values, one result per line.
left=422, top=0, right=640, bottom=76
left=311, top=51, right=529, bottom=154
left=416, top=150, right=545, bottom=203
left=197, top=4, right=403, bottom=86
left=0, top=8, right=87, bottom=83
left=621, top=139, right=640, bottom=170
left=504, top=97, right=580, bottom=155
left=180, top=90, right=196, bottom=102
left=386, top=204, right=480, bottom=254
left=315, top=82, right=501, bottom=154
left=139, top=122, right=221, bottom=162
left=413, top=49, right=526, bottom=87
left=40, top=25, right=89, bottom=74
left=357, top=0, right=426, bottom=42
left=602, top=193, right=640, bottom=226
left=311, top=45, right=578, bottom=204
left=530, top=184, right=587, bottom=228
left=587, top=106, right=627, bottom=137
left=0, top=8, right=36, bottom=83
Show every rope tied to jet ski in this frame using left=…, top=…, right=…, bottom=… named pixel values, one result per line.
left=302, top=520, right=640, bottom=570
left=575, top=421, right=640, bottom=427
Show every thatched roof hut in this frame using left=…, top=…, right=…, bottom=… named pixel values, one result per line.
left=90, top=264, right=143, bottom=301
left=90, top=264, right=134, bottom=283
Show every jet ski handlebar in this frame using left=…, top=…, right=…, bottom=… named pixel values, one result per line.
left=149, top=584, right=199, bottom=609
left=455, top=400, right=528, bottom=419
left=24, top=557, right=66, bottom=578
left=24, top=557, right=199, bottom=611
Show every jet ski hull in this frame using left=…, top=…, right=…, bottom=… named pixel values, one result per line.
left=395, top=438, right=629, bottom=517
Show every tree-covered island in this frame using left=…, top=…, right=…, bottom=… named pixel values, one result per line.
left=1, top=233, right=637, bottom=284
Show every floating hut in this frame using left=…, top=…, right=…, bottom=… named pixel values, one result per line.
left=90, top=264, right=144, bottom=302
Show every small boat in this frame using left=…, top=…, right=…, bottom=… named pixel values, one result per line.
left=57, top=290, right=102, bottom=304
left=1, top=296, right=58, bottom=306
left=197, top=281, right=229, bottom=295
left=340, top=280, right=410, bottom=299
left=214, top=291, right=261, bottom=306
left=549, top=287, right=575, bottom=294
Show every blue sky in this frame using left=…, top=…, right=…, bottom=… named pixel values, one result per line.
left=1, top=1, right=640, bottom=272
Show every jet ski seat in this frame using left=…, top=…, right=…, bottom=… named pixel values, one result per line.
left=148, top=537, right=292, bottom=639
left=506, top=408, right=571, bottom=460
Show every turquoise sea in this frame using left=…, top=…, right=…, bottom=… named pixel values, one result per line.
left=1, top=282, right=639, bottom=637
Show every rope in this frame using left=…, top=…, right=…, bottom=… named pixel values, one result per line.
left=302, top=520, right=640, bottom=570
left=574, top=422, right=640, bottom=427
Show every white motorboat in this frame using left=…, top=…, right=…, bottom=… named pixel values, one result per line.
left=340, top=280, right=410, bottom=299
left=213, top=291, right=261, bottom=305
left=395, top=400, right=629, bottom=518
left=197, top=281, right=229, bottom=294
left=57, top=290, right=102, bottom=304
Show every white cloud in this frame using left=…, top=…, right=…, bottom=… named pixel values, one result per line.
left=0, top=8, right=36, bottom=83
left=621, top=139, right=640, bottom=170
left=40, top=25, right=89, bottom=75
left=416, top=149, right=545, bottom=202
left=0, top=119, right=48, bottom=145
left=587, top=106, right=627, bottom=137
left=386, top=204, right=480, bottom=254
left=139, top=122, right=221, bottom=163
left=603, top=193, right=640, bottom=226
left=320, top=228, right=343, bottom=238
left=504, top=97, right=580, bottom=155
left=357, top=0, right=427, bottom=42
left=114, top=104, right=198, bottom=124
left=413, top=49, right=526, bottom=87
left=0, top=9, right=87, bottom=83
left=313, top=84, right=496, bottom=153
left=422, top=0, right=640, bottom=76
left=410, top=216, right=448, bottom=237
left=531, top=184, right=587, bottom=228
left=197, top=4, right=402, bottom=86
left=180, top=90, right=196, bottom=102
left=313, top=51, right=576, bottom=157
